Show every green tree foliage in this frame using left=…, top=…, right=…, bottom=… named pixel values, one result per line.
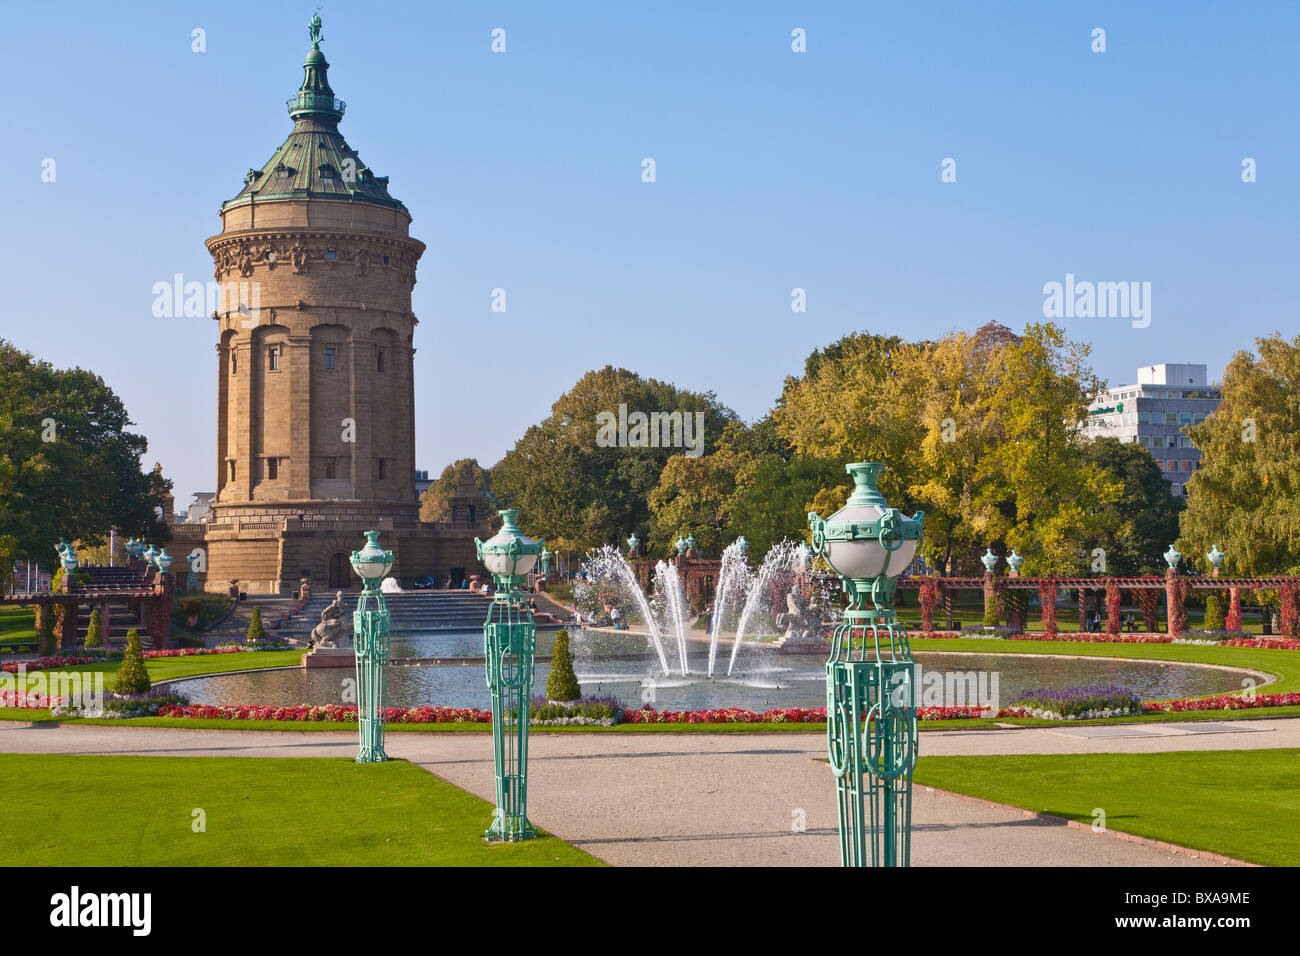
left=491, top=367, right=737, bottom=555
left=113, top=629, right=151, bottom=695
left=418, top=458, right=493, bottom=523
left=84, top=607, right=103, bottom=647
left=1179, top=334, right=1300, bottom=576
left=0, top=340, right=171, bottom=562
left=1083, top=438, right=1183, bottom=575
left=545, top=630, right=581, bottom=701
left=246, top=605, right=267, bottom=642
left=772, top=322, right=1119, bottom=574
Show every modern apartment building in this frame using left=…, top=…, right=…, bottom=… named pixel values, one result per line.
left=1083, top=363, right=1222, bottom=498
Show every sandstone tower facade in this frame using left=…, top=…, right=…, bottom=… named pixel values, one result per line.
left=201, top=24, right=436, bottom=593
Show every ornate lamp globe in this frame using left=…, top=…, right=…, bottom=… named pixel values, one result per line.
left=351, top=530, right=394, bottom=585
left=1164, top=544, right=1182, bottom=570
left=1207, top=545, right=1225, bottom=569
left=61, top=547, right=78, bottom=573
left=808, top=462, right=924, bottom=606
left=539, top=546, right=552, bottom=576
left=981, top=549, right=999, bottom=572
left=156, top=549, right=174, bottom=574
left=475, top=510, right=543, bottom=590
left=626, top=532, right=640, bottom=553
left=1006, top=550, right=1023, bottom=573
left=674, top=536, right=688, bottom=556
left=736, top=535, right=749, bottom=556
left=143, top=545, right=158, bottom=568
left=685, top=533, right=697, bottom=553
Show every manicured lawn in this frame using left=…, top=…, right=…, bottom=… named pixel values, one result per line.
left=0, top=606, right=36, bottom=645
left=45, top=649, right=306, bottom=682
left=0, top=753, right=601, bottom=866
left=913, top=748, right=1300, bottom=866
left=910, top=637, right=1296, bottom=694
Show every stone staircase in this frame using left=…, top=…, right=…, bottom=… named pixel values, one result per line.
left=275, top=589, right=496, bottom=637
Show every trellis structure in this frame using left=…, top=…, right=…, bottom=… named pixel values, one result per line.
left=896, top=573, right=1300, bottom=637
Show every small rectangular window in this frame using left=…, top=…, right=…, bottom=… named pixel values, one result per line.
left=231, top=350, right=237, bottom=375
left=229, top=460, right=236, bottom=481
left=267, top=458, right=278, bottom=480
left=1137, top=412, right=1149, bottom=424
left=377, top=458, right=387, bottom=480
left=269, top=345, right=280, bottom=371
left=1171, top=482, right=1181, bottom=496
left=376, top=348, right=385, bottom=373
left=325, top=347, right=335, bottom=370
left=325, top=457, right=337, bottom=479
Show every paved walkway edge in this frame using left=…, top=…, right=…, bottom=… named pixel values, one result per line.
left=921, top=784, right=1258, bottom=867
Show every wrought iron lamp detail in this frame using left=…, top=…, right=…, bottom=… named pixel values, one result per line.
left=808, top=461, right=924, bottom=867
left=350, top=530, right=393, bottom=763
left=475, top=510, right=545, bottom=841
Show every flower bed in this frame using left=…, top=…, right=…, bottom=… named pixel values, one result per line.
left=1143, top=692, right=1300, bottom=713
left=1220, top=637, right=1300, bottom=651
left=0, top=689, right=62, bottom=708
left=1007, top=633, right=1175, bottom=644
left=156, top=703, right=493, bottom=723
left=1007, top=684, right=1143, bottom=720
left=1, top=655, right=102, bottom=674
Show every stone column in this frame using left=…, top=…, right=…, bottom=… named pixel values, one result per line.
left=286, top=334, right=313, bottom=499
left=349, top=334, right=374, bottom=499
left=982, top=570, right=995, bottom=624
left=98, top=600, right=112, bottom=644
left=1226, top=586, right=1242, bottom=631
left=1165, top=568, right=1187, bottom=637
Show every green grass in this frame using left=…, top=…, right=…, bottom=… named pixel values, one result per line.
left=0, top=606, right=36, bottom=645
left=910, top=636, right=1298, bottom=694
left=913, top=749, right=1300, bottom=866
left=45, top=649, right=305, bottom=682
left=0, top=753, right=602, bottom=866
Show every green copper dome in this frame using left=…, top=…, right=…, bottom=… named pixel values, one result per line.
left=222, top=17, right=407, bottom=213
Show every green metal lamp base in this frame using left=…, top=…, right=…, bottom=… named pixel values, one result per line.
left=484, top=810, right=538, bottom=843
left=355, top=749, right=389, bottom=764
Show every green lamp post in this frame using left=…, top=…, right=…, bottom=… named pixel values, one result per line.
left=808, top=461, right=924, bottom=867
left=475, top=510, right=545, bottom=841
left=350, top=531, right=394, bottom=763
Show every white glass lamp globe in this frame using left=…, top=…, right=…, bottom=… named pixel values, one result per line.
left=816, top=463, right=922, bottom=582
left=476, top=510, right=540, bottom=580
left=350, top=530, right=394, bottom=582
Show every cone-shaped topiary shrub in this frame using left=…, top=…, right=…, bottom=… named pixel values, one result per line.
left=246, top=604, right=267, bottom=642
left=1203, top=593, right=1226, bottom=631
left=84, top=607, right=103, bottom=647
left=113, top=629, right=151, bottom=695
left=546, top=629, right=581, bottom=701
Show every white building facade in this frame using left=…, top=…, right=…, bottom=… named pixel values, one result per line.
left=1083, top=363, right=1222, bottom=498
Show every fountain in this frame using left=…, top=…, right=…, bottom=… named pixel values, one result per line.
left=728, top=539, right=813, bottom=675
left=652, top=560, right=691, bottom=676
left=574, top=545, right=672, bottom=675
left=707, top=541, right=751, bottom=678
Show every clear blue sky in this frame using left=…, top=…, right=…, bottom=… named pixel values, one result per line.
left=2, top=1, right=1296, bottom=507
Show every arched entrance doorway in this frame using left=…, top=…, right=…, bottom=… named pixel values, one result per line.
left=328, top=553, right=350, bottom=590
